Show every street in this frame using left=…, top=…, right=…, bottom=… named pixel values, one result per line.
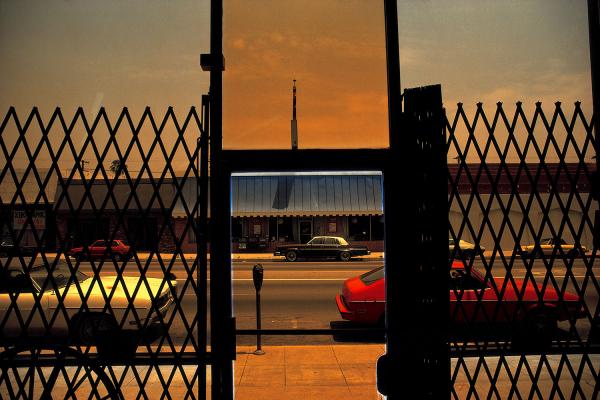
left=42, top=257, right=599, bottom=347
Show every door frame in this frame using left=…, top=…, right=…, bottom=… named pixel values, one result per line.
left=206, top=1, right=448, bottom=399
left=298, top=218, right=313, bottom=244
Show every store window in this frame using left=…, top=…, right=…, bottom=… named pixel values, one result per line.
left=349, top=216, right=370, bottom=241
left=277, top=217, right=295, bottom=242
left=328, top=219, right=337, bottom=234
left=232, top=218, right=243, bottom=242
left=371, top=215, right=385, bottom=240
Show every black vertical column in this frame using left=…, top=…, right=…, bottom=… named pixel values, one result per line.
left=199, top=95, right=210, bottom=399
left=209, top=0, right=235, bottom=399
left=380, top=0, right=405, bottom=398
left=406, top=85, right=449, bottom=398
left=589, top=1, right=600, bottom=248
left=381, top=3, right=448, bottom=398
left=589, top=0, right=600, bottom=152
left=587, top=0, right=600, bottom=344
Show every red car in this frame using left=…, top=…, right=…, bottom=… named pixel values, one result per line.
left=336, top=261, right=585, bottom=344
left=69, top=239, right=131, bottom=261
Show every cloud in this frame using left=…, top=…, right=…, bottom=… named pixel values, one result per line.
left=231, top=38, right=246, bottom=49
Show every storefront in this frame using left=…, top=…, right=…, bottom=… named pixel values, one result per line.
left=0, top=170, right=57, bottom=252
left=230, top=172, right=385, bottom=251
left=55, top=178, right=175, bottom=252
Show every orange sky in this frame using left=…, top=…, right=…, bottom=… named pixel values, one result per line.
left=0, top=0, right=594, bottom=168
left=223, top=0, right=388, bottom=149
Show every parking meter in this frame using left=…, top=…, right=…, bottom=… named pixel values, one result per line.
left=252, top=264, right=264, bottom=292
left=252, top=264, right=265, bottom=354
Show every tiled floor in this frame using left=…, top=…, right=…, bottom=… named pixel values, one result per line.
left=231, top=345, right=385, bottom=400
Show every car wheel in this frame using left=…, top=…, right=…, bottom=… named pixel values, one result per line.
left=568, top=249, right=579, bottom=259
left=75, top=254, right=85, bottom=262
left=514, top=309, right=557, bottom=350
left=73, top=314, right=117, bottom=346
left=338, top=251, right=351, bottom=262
left=113, top=253, right=123, bottom=262
left=462, top=250, right=475, bottom=260
left=285, top=251, right=298, bottom=262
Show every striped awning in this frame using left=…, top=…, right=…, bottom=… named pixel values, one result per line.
left=231, top=172, right=383, bottom=217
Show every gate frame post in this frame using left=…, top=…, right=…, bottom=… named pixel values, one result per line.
left=208, top=0, right=236, bottom=399
left=380, top=2, right=449, bottom=398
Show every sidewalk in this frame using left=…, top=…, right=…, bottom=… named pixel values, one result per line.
left=171, top=345, right=599, bottom=399
left=231, top=252, right=385, bottom=261
left=228, top=344, right=384, bottom=400
left=42, top=252, right=386, bottom=262
left=4, top=344, right=598, bottom=399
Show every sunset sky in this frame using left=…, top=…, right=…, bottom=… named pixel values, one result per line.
left=0, top=0, right=593, bottom=165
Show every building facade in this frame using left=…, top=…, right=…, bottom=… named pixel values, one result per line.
left=0, top=169, right=57, bottom=252
left=2, top=164, right=592, bottom=255
left=230, top=172, right=385, bottom=252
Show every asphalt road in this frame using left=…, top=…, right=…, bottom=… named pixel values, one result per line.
left=84, top=257, right=597, bottom=346
left=234, top=259, right=599, bottom=345
left=4, top=257, right=598, bottom=347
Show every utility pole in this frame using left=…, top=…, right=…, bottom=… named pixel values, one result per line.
left=291, top=79, right=298, bottom=150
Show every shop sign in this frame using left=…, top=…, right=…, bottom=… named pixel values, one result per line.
left=12, top=210, right=45, bottom=230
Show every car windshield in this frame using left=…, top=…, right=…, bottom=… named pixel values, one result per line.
left=359, top=266, right=384, bottom=285
left=29, top=263, right=89, bottom=291
left=337, top=237, right=348, bottom=245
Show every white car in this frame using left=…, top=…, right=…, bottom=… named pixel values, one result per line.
left=449, top=238, right=485, bottom=259
left=0, top=260, right=176, bottom=345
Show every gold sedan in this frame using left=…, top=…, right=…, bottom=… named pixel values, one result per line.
left=0, top=260, right=176, bottom=346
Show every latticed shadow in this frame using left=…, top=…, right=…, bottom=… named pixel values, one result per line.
left=1, top=106, right=209, bottom=398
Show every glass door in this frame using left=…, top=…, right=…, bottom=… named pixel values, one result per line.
left=299, top=219, right=313, bottom=243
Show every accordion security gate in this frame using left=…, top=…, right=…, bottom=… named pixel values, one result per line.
left=1, top=102, right=599, bottom=399
left=447, top=102, right=600, bottom=399
left=0, top=103, right=210, bottom=399
left=1, top=4, right=600, bottom=400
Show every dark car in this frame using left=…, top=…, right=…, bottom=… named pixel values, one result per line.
left=274, top=236, right=370, bottom=262
left=68, top=239, right=132, bottom=261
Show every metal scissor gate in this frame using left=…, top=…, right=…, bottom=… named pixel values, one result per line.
left=1, top=1, right=600, bottom=399
left=0, top=100, right=211, bottom=399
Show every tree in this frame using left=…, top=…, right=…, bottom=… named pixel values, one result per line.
left=109, top=160, right=126, bottom=177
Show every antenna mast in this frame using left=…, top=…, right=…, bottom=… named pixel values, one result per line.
left=291, top=79, right=298, bottom=150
